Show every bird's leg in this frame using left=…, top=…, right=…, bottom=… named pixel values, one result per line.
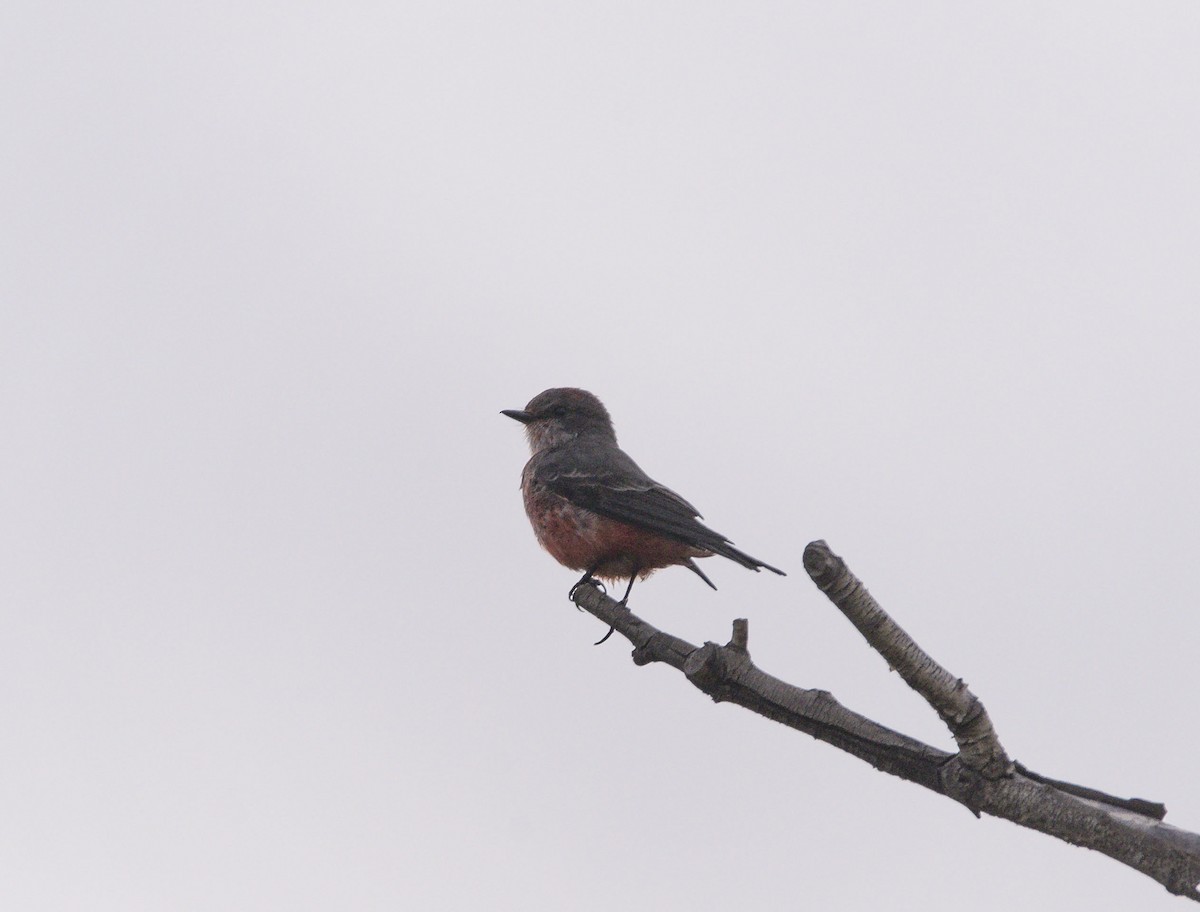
left=594, top=569, right=637, bottom=646
left=569, top=565, right=605, bottom=608
left=617, top=572, right=637, bottom=607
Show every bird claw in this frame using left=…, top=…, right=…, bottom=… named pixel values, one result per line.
left=569, top=568, right=617, bottom=642
left=568, top=576, right=605, bottom=607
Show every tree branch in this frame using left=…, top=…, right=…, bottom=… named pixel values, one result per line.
left=567, top=541, right=1200, bottom=902
left=803, top=540, right=1011, bottom=780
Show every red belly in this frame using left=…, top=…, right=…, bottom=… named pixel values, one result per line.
left=524, top=488, right=707, bottom=581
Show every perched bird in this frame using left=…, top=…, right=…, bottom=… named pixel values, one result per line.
left=502, top=388, right=784, bottom=620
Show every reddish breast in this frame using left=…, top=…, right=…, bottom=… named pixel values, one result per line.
left=522, top=476, right=705, bottom=581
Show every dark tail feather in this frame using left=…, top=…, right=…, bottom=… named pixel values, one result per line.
left=685, top=558, right=718, bottom=590
left=714, top=542, right=786, bottom=576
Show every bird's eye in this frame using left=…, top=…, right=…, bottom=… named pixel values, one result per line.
left=550, top=405, right=568, bottom=418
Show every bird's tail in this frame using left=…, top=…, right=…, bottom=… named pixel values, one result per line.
left=685, top=558, right=718, bottom=590
left=713, top=542, right=786, bottom=576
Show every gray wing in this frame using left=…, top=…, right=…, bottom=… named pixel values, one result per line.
left=532, top=444, right=784, bottom=574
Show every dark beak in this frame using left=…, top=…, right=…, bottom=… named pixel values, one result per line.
left=501, top=409, right=534, bottom=425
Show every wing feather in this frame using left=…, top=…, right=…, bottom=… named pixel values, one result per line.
left=533, top=445, right=784, bottom=574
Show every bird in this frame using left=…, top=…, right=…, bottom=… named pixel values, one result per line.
left=502, top=388, right=784, bottom=638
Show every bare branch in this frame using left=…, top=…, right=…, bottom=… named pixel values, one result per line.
left=566, top=543, right=1200, bottom=902
left=803, top=539, right=1010, bottom=778
left=571, top=584, right=952, bottom=792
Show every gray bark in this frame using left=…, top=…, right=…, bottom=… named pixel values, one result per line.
left=566, top=539, right=1200, bottom=901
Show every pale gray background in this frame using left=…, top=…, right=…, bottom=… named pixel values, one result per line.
left=2, top=3, right=1197, bottom=910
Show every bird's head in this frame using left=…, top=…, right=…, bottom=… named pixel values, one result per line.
left=502, top=387, right=617, bottom=453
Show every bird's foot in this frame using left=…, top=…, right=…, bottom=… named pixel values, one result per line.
left=569, top=576, right=605, bottom=608
left=593, top=625, right=617, bottom=646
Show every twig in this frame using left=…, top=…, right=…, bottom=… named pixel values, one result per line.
left=803, top=540, right=1010, bottom=778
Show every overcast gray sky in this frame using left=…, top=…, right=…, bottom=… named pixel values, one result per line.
left=3, top=2, right=1198, bottom=910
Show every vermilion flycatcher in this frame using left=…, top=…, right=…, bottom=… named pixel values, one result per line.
left=503, top=388, right=785, bottom=608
